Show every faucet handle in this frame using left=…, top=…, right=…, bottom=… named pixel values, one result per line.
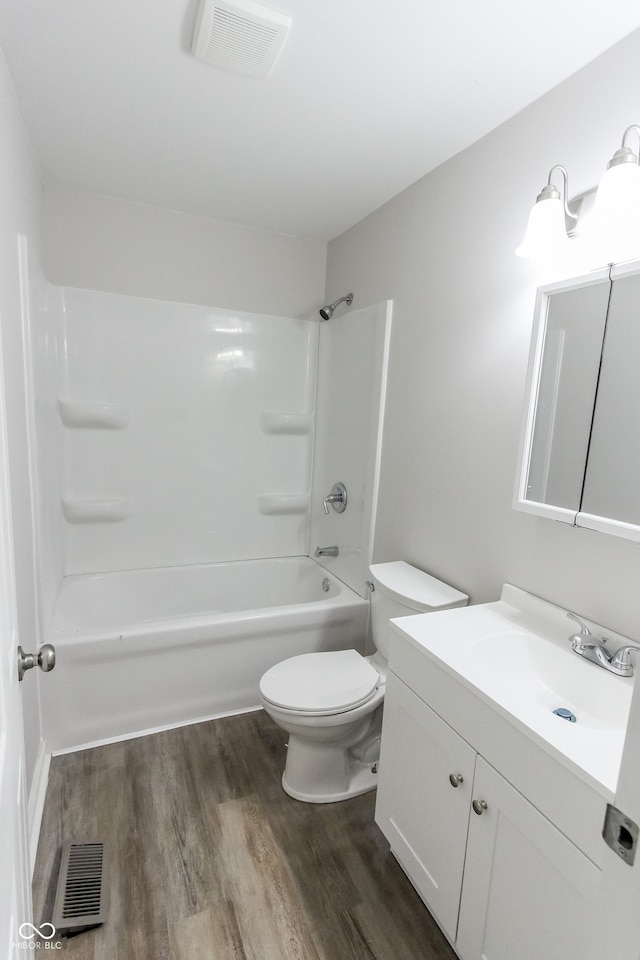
left=610, top=645, right=639, bottom=676
left=323, top=482, right=347, bottom=515
left=566, top=612, right=606, bottom=655
left=566, top=612, right=591, bottom=637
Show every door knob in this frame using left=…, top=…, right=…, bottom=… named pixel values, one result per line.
left=17, top=644, right=56, bottom=682
left=472, top=799, right=488, bottom=815
left=449, top=773, right=464, bottom=788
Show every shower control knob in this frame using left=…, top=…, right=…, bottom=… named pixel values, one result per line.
left=17, top=643, right=56, bottom=682
left=323, top=482, right=347, bottom=514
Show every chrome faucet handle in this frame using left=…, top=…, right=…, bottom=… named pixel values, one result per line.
left=323, top=482, right=347, bottom=515
left=566, top=612, right=592, bottom=638
left=567, top=612, right=594, bottom=653
left=566, top=613, right=612, bottom=663
left=609, top=645, right=639, bottom=677
left=566, top=613, right=610, bottom=650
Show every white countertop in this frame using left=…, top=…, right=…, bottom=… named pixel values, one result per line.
left=390, top=584, right=635, bottom=797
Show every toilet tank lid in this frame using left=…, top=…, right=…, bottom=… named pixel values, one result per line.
left=369, top=561, right=468, bottom=611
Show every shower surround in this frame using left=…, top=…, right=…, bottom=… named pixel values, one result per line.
left=58, top=287, right=317, bottom=574
left=26, top=272, right=391, bottom=751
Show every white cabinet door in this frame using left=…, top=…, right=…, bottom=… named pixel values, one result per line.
left=456, top=756, right=601, bottom=960
left=375, top=671, right=476, bottom=940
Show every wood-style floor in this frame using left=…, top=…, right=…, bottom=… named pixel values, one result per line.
left=32, top=709, right=457, bottom=959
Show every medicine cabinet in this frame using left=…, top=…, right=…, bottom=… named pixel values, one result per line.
left=514, top=258, right=640, bottom=542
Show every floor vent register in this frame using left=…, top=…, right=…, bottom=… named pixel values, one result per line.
left=52, top=841, right=108, bottom=935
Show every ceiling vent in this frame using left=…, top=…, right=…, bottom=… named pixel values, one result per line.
left=192, top=0, right=291, bottom=79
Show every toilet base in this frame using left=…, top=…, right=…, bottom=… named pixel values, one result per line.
left=282, top=756, right=378, bottom=803
left=279, top=712, right=381, bottom=803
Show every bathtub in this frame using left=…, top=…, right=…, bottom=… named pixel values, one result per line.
left=41, top=557, right=369, bottom=753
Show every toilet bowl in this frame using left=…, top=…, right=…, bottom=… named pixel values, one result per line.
left=260, top=561, right=468, bottom=803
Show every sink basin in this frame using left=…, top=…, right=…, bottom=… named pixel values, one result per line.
left=391, top=584, right=636, bottom=795
left=470, top=632, right=631, bottom=732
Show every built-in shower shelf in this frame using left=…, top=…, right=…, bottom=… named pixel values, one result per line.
left=62, top=498, right=131, bottom=524
left=59, top=401, right=131, bottom=429
left=260, top=412, right=313, bottom=435
left=257, top=494, right=310, bottom=515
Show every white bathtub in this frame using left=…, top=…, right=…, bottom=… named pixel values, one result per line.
left=41, top=557, right=369, bottom=753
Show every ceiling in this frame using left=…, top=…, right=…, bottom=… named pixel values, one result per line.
left=1, top=0, right=640, bottom=240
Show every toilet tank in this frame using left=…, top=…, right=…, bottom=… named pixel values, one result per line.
left=369, top=561, right=468, bottom=660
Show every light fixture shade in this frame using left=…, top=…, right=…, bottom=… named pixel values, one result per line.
left=587, top=161, right=640, bottom=264
left=515, top=196, right=570, bottom=260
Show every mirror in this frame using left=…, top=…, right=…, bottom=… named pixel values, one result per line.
left=514, top=259, right=640, bottom=541
left=581, top=268, right=640, bottom=528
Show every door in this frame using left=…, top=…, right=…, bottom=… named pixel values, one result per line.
left=375, top=671, right=476, bottom=940
left=0, top=333, right=32, bottom=957
left=456, top=757, right=601, bottom=960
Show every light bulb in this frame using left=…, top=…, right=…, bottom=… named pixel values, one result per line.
left=516, top=195, right=570, bottom=260
left=588, top=161, right=640, bottom=265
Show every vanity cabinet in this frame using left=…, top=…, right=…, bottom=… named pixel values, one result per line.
left=376, top=671, right=601, bottom=960
left=375, top=673, right=475, bottom=939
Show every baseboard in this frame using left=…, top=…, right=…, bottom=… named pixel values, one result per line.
left=51, top=704, right=263, bottom=757
left=27, top=738, right=51, bottom=876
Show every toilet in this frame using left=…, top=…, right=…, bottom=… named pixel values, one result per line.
left=259, top=561, right=468, bottom=803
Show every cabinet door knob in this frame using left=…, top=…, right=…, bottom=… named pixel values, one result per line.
left=449, top=773, right=464, bottom=788
left=472, top=799, right=488, bottom=815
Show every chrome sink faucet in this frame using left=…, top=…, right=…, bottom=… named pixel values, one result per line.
left=566, top=613, right=638, bottom=677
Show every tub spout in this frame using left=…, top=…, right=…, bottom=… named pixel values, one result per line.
left=315, top=546, right=339, bottom=558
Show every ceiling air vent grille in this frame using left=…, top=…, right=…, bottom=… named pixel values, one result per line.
left=192, top=0, right=291, bottom=79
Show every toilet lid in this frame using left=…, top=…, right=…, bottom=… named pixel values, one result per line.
left=260, top=650, right=379, bottom=714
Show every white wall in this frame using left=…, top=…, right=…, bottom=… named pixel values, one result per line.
left=0, top=49, right=45, bottom=797
left=326, top=28, right=640, bottom=639
left=43, top=184, right=327, bottom=319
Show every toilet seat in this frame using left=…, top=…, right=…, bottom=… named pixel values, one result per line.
left=260, top=649, right=379, bottom=716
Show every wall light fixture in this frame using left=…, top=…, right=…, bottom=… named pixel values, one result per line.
left=516, top=165, right=577, bottom=261
left=516, top=125, right=640, bottom=273
left=585, top=125, right=640, bottom=265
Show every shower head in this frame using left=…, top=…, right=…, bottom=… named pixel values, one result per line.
left=319, top=294, right=353, bottom=321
